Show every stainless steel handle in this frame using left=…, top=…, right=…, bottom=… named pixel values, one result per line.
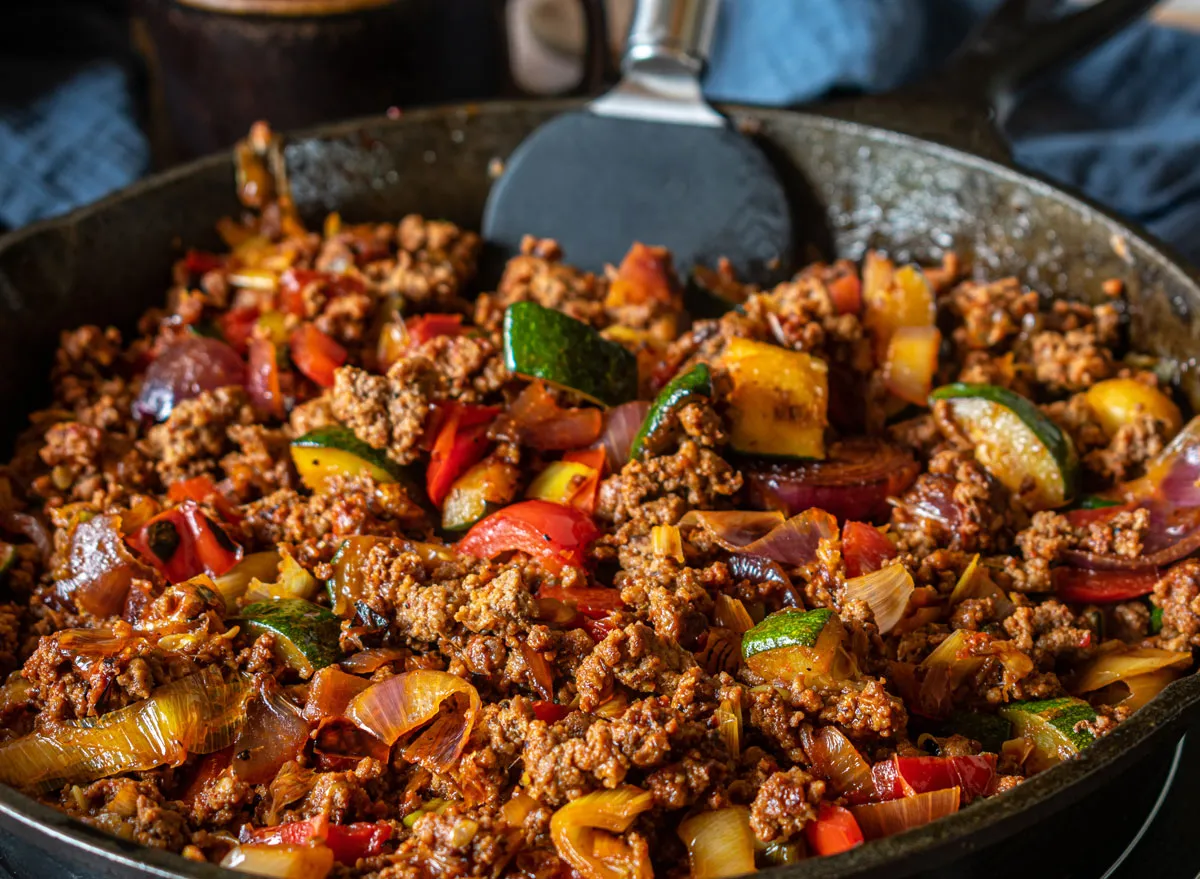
left=624, top=0, right=720, bottom=74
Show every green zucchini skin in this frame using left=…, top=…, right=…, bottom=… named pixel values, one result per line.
left=238, top=598, right=341, bottom=676
left=945, top=710, right=1012, bottom=754
left=503, top=302, right=639, bottom=406
left=1000, top=696, right=1097, bottom=753
left=292, top=426, right=403, bottom=477
left=629, top=363, right=712, bottom=460
left=742, top=608, right=834, bottom=658
left=929, top=382, right=1080, bottom=508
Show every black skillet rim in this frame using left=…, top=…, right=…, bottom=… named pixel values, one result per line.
left=0, top=100, right=1199, bottom=879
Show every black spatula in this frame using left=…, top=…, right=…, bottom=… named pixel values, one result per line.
left=482, top=0, right=793, bottom=285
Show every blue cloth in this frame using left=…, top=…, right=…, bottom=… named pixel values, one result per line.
left=704, top=0, right=1200, bottom=265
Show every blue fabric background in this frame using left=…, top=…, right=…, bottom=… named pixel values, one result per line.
left=3, top=0, right=1200, bottom=265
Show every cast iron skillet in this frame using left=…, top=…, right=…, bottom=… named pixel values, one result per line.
left=0, top=1, right=1198, bottom=877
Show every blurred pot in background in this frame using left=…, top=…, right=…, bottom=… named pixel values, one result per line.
left=135, top=0, right=610, bottom=160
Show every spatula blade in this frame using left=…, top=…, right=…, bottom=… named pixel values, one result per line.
left=482, top=111, right=793, bottom=285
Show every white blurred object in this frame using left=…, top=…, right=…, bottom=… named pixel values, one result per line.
left=509, top=0, right=632, bottom=94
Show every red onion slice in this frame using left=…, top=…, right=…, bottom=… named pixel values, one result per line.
left=134, top=337, right=247, bottom=421
left=599, top=401, right=651, bottom=469
left=1062, top=501, right=1200, bottom=570
left=680, top=508, right=837, bottom=566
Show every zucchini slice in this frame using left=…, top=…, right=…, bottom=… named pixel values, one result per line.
left=998, top=696, right=1096, bottom=772
left=630, top=363, right=712, bottom=460
left=290, top=426, right=413, bottom=494
left=930, top=383, right=1079, bottom=510
left=721, top=337, right=828, bottom=460
left=238, top=599, right=341, bottom=678
left=443, top=459, right=520, bottom=531
left=945, top=710, right=1012, bottom=754
left=503, top=301, right=638, bottom=407
left=741, top=608, right=854, bottom=682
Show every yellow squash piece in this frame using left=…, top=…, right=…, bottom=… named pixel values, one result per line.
left=290, top=426, right=406, bottom=494
left=1085, top=378, right=1183, bottom=440
left=526, top=461, right=597, bottom=506
left=721, top=337, right=828, bottom=459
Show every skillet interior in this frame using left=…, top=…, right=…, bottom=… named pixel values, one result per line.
left=1, top=99, right=1199, bottom=879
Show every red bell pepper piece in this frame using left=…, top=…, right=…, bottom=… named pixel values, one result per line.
left=457, top=500, right=600, bottom=573
left=181, top=747, right=232, bottom=805
left=247, top=337, right=286, bottom=420
left=290, top=323, right=347, bottom=389
left=1053, top=567, right=1159, bottom=603
left=425, top=403, right=500, bottom=506
left=243, top=816, right=391, bottom=865
left=168, top=475, right=241, bottom=524
left=539, top=586, right=624, bottom=618
left=842, top=521, right=897, bottom=578
left=804, top=802, right=864, bottom=856
left=872, top=755, right=997, bottom=802
left=828, top=273, right=862, bottom=316
left=128, top=500, right=243, bottom=584
left=580, top=616, right=616, bottom=643
left=183, top=249, right=223, bottom=276
left=531, top=701, right=572, bottom=723
left=217, top=305, right=261, bottom=355
left=561, top=447, right=607, bottom=515
left=406, top=313, right=466, bottom=347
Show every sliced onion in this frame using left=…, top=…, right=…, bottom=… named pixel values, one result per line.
left=714, top=697, right=741, bottom=757
left=713, top=594, right=755, bottom=635
left=221, top=843, right=334, bottom=879
left=55, top=514, right=151, bottom=618
left=550, top=786, right=654, bottom=879
left=680, top=508, right=837, bottom=566
left=232, top=685, right=310, bottom=785
left=1152, top=415, right=1200, bottom=507
left=849, top=786, right=961, bottom=840
left=845, top=562, right=914, bottom=635
left=1119, top=668, right=1181, bottom=710
left=599, top=401, right=651, bottom=469
left=0, top=667, right=247, bottom=794
left=511, top=381, right=604, bottom=451
left=1073, top=646, right=1192, bottom=694
left=339, top=648, right=408, bottom=674
left=213, top=551, right=282, bottom=609
left=676, top=807, right=756, bottom=879
left=312, top=717, right=391, bottom=772
left=303, top=667, right=371, bottom=722
left=800, top=726, right=875, bottom=802
left=345, top=670, right=479, bottom=774
left=0, top=511, right=51, bottom=563
left=728, top=554, right=799, bottom=604
left=518, top=642, right=555, bottom=700
left=133, top=337, right=246, bottom=421
left=650, top=524, right=685, bottom=563
left=742, top=438, right=920, bottom=522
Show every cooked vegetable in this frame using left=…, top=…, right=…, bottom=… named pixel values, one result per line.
left=503, top=302, right=638, bottom=406
left=1118, top=667, right=1180, bottom=710
left=931, top=383, right=1079, bottom=510
left=406, top=313, right=467, bottom=347
left=232, top=686, right=310, bottom=784
left=945, top=710, right=1011, bottom=754
left=55, top=514, right=152, bottom=617
left=598, top=401, right=652, bottom=468
left=0, top=667, right=247, bottom=793
left=721, top=337, right=828, bottom=459
left=849, top=787, right=960, bottom=840
left=873, top=755, right=996, bottom=802
left=844, top=562, right=914, bottom=635
left=862, top=257, right=935, bottom=362
left=291, top=426, right=414, bottom=494
left=426, top=403, right=499, bottom=507
left=549, top=786, right=654, bottom=879
left=630, top=363, right=711, bottom=459
left=742, top=609, right=855, bottom=683
left=510, top=380, right=604, bottom=450
left=526, top=461, right=597, bottom=507
left=457, top=500, right=599, bottom=573
left=247, top=337, right=286, bottom=420
left=799, top=726, right=875, bottom=802
left=326, top=536, right=454, bottom=616
left=242, top=817, right=393, bottom=866
left=742, top=438, right=919, bottom=522
left=842, top=521, right=898, bottom=579
left=1072, top=645, right=1191, bottom=694
left=714, top=697, right=741, bottom=757
left=133, top=337, right=247, bottom=422
left=883, top=325, right=941, bottom=406
left=1085, top=378, right=1182, bottom=440
left=679, top=508, right=837, bottom=566
left=650, top=524, right=685, bottom=563
left=128, top=500, right=244, bottom=584
left=444, top=458, right=520, bottom=531
left=676, top=807, right=756, bottom=879
left=804, top=802, right=864, bottom=856
left=346, top=670, right=479, bottom=773
left=713, top=594, right=754, bottom=635
left=998, top=697, right=1096, bottom=772
left=1054, top=568, right=1159, bottom=603
left=304, top=666, right=371, bottom=722
left=244, top=550, right=319, bottom=603
left=239, top=599, right=342, bottom=678
left=221, top=843, right=334, bottom=879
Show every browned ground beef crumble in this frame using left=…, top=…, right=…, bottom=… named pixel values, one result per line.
left=0, top=127, right=1196, bottom=878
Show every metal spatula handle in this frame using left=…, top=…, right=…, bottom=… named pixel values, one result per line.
left=625, top=0, right=719, bottom=74
left=589, top=0, right=724, bottom=127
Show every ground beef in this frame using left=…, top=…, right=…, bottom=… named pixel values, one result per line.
left=482, top=236, right=605, bottom=328
left=1002, top=600, right=1092, bottom=667
left=1083, top=410, right=1171, bottom=482
left=575, top=623, right=698, bottom=712
left=1029, top=328, right=1115, bottom=394
left=890, top=449, right=1012, bottom=555
left=748, top=768, right=824, bottom=843
left=330, top=360, right=444, bottom=466
left=1152, top=560, right=1200, bottom=651
left=379, top=215, right=481, bottom=308
left=415, top=333, right=508, bottom=403
left=946, top=277, right=1038, bottom=352
left=141, top=387, right=255, bottom=484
